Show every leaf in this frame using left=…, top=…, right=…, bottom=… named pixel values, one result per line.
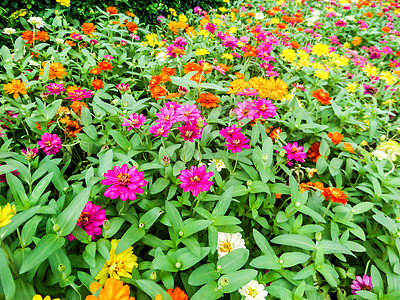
left=6, top=173, right=29, bottom=208
left=352, top=202, right=374, bottom=214
left=55, top=187, right=91, bottom=236
left=115, top=225, right=145, bottom=254
left=0, top=205, right=41, bottom=239
left=191, top=281, right=223, bottom=300
left=189, top=263, right=219, bottom=286
left=212, top=187, right=233, bottom=216
left=165, top=201, right=183, bottom=230
left=219, top=269, right=258, bottom=293
left=371, top=265, right=383, bottom=293
left=318, top=240, right=355, bottom=257
left=135, top=280, right=172, bottom=300
left=110, top=130, right=130, bottom=152
left=280, top=252, right=310, bottom=268
left=298, top=205, right=326, bottom=223
left=267, top=286, right=292, bottom=299
left=253, top=229, right=276, bottom=256
left=271, top=234, right=316, bottom=251
left=0, top=248, right=15, bottom=299
left=218, top=248, right=249, bottom=274
left=182, top=220, right=212, bottom=238
left=151, top=178, right=170, bottom=194
left=250, top=254, right=281, bottom=270
left=29, top=173, right=53, bottom=205
left=44, top=100, right=62, bottom=120
left=20, top=234, right=65, bottom=273
left=373, top=212, right=397, bottom=235
left=98, top=149, right=113, bottom=177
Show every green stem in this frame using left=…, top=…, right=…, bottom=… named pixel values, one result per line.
left=322, top=201, right=332, bottom=219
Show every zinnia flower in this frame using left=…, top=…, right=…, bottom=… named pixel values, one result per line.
left=178, top=121, right=202, bottom=142
left=307, top=142, right=321, bottom=162
left=32, top=296, right=60, bottom=300
left=322, top=187, right=348, bottom=205
left=225, top=132, right=251, bottom=153
left=217, top=232, right=246, bottom=258
left=282, top=142, right=307, bottom=163
left=238, top=280, right=268, bottom=300
left=167, top=287, right=189, bottom=300
left=95, top=239, right=138, bottom=286
left=196, top=93, right=220, bottom=108
left=178, top=165, right=214, bottom=196
left=219, top=125, right=242, bottom=139
left=46, top=83, right=65, bottom=95
left=351, top=275, right=372, bottom=295
left=4, top=79, right=28, bottom=99
left=235, top=100, right=257, bottom=120
left=37, top=133, right=62, bottom=155
left=22, top=147, right=38, bottom=161
left=92, top=79, right=104, bottom=90
left=101, top=164, right=147, bottom=201
left=86, top=278, right=135, bottom=300
left=311, top=89, right=331, bottom=105
left=327, top=132, right=343, bottom=145
left=149, top=123, right=171, bottom=137
left=65, top=88, right=94, bottom=101
left=0, top=203, right=17, bottom=228
left=176, top=104, right=201, bottom=122
left=253, top=98, right=277, bottom=120
left=39, top=62, right=67, bottom=79
left=122, top=113, right=146, bottom=130
left=68, top=201, right=107, bottom=241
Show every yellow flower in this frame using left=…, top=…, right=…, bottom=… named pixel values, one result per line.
left=0, top=203, right=16, bottom=228
left=169, top=8, right=177, bottom=17
left=227, top=79, right=250, bottom=94
left=219, top=7, right=228, bottom=13
left=297, top=50, right=309, bottom=60
left=311, top=43, right=330, bottom=57
left=229, top=27, right=238, bottom=33
left=376, top=140, right=400, bottom=161
left=213, top=19, right=221, bottom=25
left=314, top=70, right=329, bottom=80
left=280, top=49, right=296, bottom=63
left=249, top=77, right=288, bottom=100
left=298, top=58, right=311, bottom=68
left=383, top=98, right=396, bottom=105
left=380, top=71, right=397, bottom=85
left=223, top=0, right=230, bottom=2
left=195, top=48, right=210, bottom=56
left=95, top=239, right=138, bottom=286
left=342, top=42, right=351, bottom=49
left=362, top=64, right=378, bottom=77
left=346, top=82, right=358, bottom=93
left=4, top=79, right=28, bottom=99
left=270, top=18, right=280, bottom=24
left=179, top=14, right=187, bottom=23
left=32, top=295, right=60, bottom=300
left=56, top=0, right=70, bottom=6
left=277, top=0, right=285, bottom=5
left=312, top=62, right=325, bottom=70
left=222, top=53, right=234, bottom=60
left=197, top=30, right=210, bottom=37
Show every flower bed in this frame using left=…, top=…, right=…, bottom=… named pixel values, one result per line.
left=1, top=0, right=400, bottom=299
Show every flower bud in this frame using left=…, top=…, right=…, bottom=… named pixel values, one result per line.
left=175, top=262, right=182, bottom=269
left=40, top=92, right=50, bottom=100
left=229, top=109, right=236, bottom=118
left=161, top=156, right=170, bottom=167
left=150, top=271, right=157, bottom=281
left=220, top=277, right=229, bottom=287
left=315, top=231, right=322, bottom=241
left=58, top=264, right=66, bottom=272
left=262, top=153, right=268, bottom=162
left=380, top=135, right=387, bottom=141
left=279, top=150, right=286, bottom=157
left=247, top=180, right=253, bottom=186
left=103, top=220, right=111, bottom=230
left=178, top=86, right=188, bottom=96
left=120, top=40, right=128, bottom=46
left=139, top=222, right=145, bottom=228
left=53, top=224, right=61, bottom=232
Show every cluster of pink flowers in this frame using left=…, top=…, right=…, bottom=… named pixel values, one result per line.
left=234, top=98, right=277, bottom=121
left=282, top=142, right=307, bottom=166
left=220, top=125, right=250, bottom=153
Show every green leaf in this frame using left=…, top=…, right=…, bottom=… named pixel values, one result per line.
left=6, top=173, right=29, bottom=208
left=98, top=149, right=113, bottom=177
left=20, top=234, right=65, bottom=273
left=29, top=173, right=53, bottom=205
left=219, top=269, right=258, bottom=293
left=280, top=252, right=310, bottom=268
left=218, top=248, right=249, bottom=274
left=253, top=229, right=276, bottom=256
left=81, top=107, right=93, bottom=126
left=0, top=205, right=41, bottom=239
left=298, top=205, right=326, bottom=223
left=110, top=130, right=130, bottom=152
left=353, top=202, right=374, bottom=214
left=165, top=201, right=183, bottom=230
left=182, top=220, right=212, bottom=238
left=371, top=265, right=383, bottom=293
left=135, top=279, right=172, bottom=300
left=356, top=291, right=378, bottom=299
left=191, top=281, right=223, bottom=300
left=139, top=207, right=163, bottom=229
left=250, top=254, right=281, bottom=270
left=189, top=263, right=219, bottom=286
left=267, top=286, right=292, bottom=299
left=151, top=178, right=170, bottom=194
left=175, top=247, right=210, bottom=270
left=20, top=216, right=43, bottom=248
left=150, top=255, right=178, bottom=272
left=55, top=187, right=92, bottom=236
left=271, top=234, right=316, bottom=251
left=318, top=240, right=355, bottom=256
left=44, top=100, right=62, bottom=120
left=0, top=248, right=15, bottom=299
left=116, top=225, right=145, bottom=254
left=373, top=212, right=397, bottom=235
left=212, top=187, right=233, bottom=216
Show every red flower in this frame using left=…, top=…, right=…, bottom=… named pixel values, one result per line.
left=312, top=89, right=332, bottom=105
left=322, top=187, right=348, bottom=205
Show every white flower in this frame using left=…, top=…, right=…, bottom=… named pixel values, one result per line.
left=3, top=28, right=16, bottom=35
left=28, top=60, right=40, bottom=66
left=254, top=13, right=264, bottom=20
left=208, top=159, right=226, bottom=172
left=372, top=150, right=388, bottom=160
left=217, top=232, right=246, bottom=258
left=306, top=16, right=319, bottom=26
left=55, top=38, right=64, bottom=44
left=239, top=280, right=268, bottom=300
left=311, top=10, right=321, bottom=17
left=345, top=16, right=355, bottom=21
left=156, top=51, right=167, bottom=62
left=28, top=17, right=46, bottom=29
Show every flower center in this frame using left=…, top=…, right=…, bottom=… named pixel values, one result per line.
left=45, top=141, right=53, bottom=147
left=78, top=212, right=91, bottom=224
left=260, top=104, right=267, bottom=111
left=219, top=241, right=233, bottom=252
left=247, top=288, right=258, bottom=297
left=232, top=139, right=241, bottom=145
left=243, top=109, right=249, bottom=115
left=185, top=130, right=193, bottom=138
left=190, top=175, right=200, bottom=183
left=291, top=147, right=299, bottom=153
left=117, top=173, right=131, bottom=184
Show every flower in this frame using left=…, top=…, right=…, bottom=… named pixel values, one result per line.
left=68, top=201, right=107, bottom=241
left=312, top=89, right=331, bottom=105
left=235, top=100, right=257, bottom=120
left=32, top=296, right=60, bottom=300
left=178, top=165, right=214, bottom=196
left=40, top=62, right=67, bottom=80
left=4, top=79, right=28, bottom=99
left=106, top=7, right=118, bottom=15
left=122, top=113, right=146, bottom=131
left=86, top=278, right=135, bottom=300
left=376, top=140, right=400, bottom=161
left=95, top=239, right=138, bottom=286
left=380, top=71, right=397, bottom=85
left=250, top=77, right=288, bottom=100
left=22, top=147, right=38, bottom=161
left=343, top=142, right=355, bottom=153
left=225, top=132, right=251, bottom=153
left=346, top=82, right=358, bottom=93
left=253, top=98, right=277, bottom=120
left=155, top=107, right=179, bottom=127
left=115, top=83, right=131, bottom=93
left=176, top=104, right=201, bottom=122
left=217, top=232, right=246, bottom=258
left=307, top=142, right=321, bottom=162
left=37, top=133, right=62, bottom=155
left=195, top=48, right=210, bottom=56
left=0, top=203, right=16, bottom=228
left=92, top=79, right=104, bottom=90
left=3, top=28, right=16, bottom=35
left=362, top=64, right=378, bottom=77
left=372, top=150, right=388, bottom=160
left=150, top=124, right=171, bottom=137
left=178, top=121, right=202, bottom=142
left=28, top=17, right=46, bottom=29
left=351, top=275, right=373, bottom=295
left=219, top=125, right=241, bottom=139
left=46, top=83, right=65, bottom=95
left=56, top=0, right=70, bottom=6
left=327, top=132, right=343, bottom=145
left=314, top=70, right=329, bottom=80
left=238, top=280, right=268, bottom=300
left=101, top=164, right=147, bottom=201
left=66, top=120, right=82, bottom=137
left=208, top=159, right=226, bottom=172
left=65, top=88, right=94, bottom=101
left=311, top=43, right=330, bottom=57
left=283, top=142, right=307, bottom=163
left=196, top=93, right=220, bottom=108
left=322, top=187, right=348, bottom=205
left=167, top=287, right=189, bottom=300
left=98, top=61, right=113, bottom=71
left=82, top=23, right=96, bottom=35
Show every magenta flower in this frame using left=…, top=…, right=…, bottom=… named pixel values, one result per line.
left=173, top=37, right=187, bottom=47
left=67, top=201, right=107, bottom=241
left=21, top=147, right=38, bottom=161
left=213, top=65, right=226, bottom=75
left=149, top=123, right=171, bottom=137
left=65, top=88, right=94, bottom=101
left=122, top=113, right=146, bottom=131
left=165, top=101, right=181, bottom=110
left=178, top=165, right=214, bottom=196
left=46, top=83, right=65, bottom=95
left=178, top=121, right=202, bottom=142
left=101, top=164, right=147, bottom=201
left=282, top=142, right=307, bottom=163
left=155, top=107, right=179, bottom=126
left=351, top=275, right=372, bottom=295
left=0, top=165, right=20, bottom=183
left=253, top=98, right=277, bottom=120
left=71, top=33, right=83, bottom=40
left=205, top=22, right=217, bottom=34
left=37, top=133, right=62, bottom=155
left=176, top=104, right=201, bottom=122
left=104, top=54, right=113, bottom=61
left=115, top=83, right=131, bottom=93
left=225, top=132, right=251, bottom=153
left=237, top=88, right=258, bottom=97
left=219, top=125, right=242, bottom=139
left=222, top=36, right=238, bottom=49
left=235, top=100, right=257, bottom=120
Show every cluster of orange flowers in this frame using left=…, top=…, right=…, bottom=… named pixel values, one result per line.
left=148, top=67, right=177, bottom=100
left=266, top=126, right=282, bottom=142
left=168, top=21, right=187, bottom=35
left=327, top=132, right=354, bottom=153
left=21, top=30, right=49, bottom=44
left=56, top=94, right=87, bottom=137
left=183, top=62, right=211, bottom=83
left=90, top=61, right=113, bottom=75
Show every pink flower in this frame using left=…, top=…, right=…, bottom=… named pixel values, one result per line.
left=178, top=165, right=214, bottom=196
left=155, top=107, right=179, bottom=126
left=149, top=123, right=171, bottom=137
left=351, top=275, right=372, bottom=295
left=282, top=142, right=307, bottom=163
left=253, top=98, right=277, bottom=120
left=71, top=33, right=83, bottom=40
left=173, top=37, right=187, bottom=47
left=67, top=201, right=107, bottom=241
left=115, top=83, right=131, bottom=93
left=225, top=132, right=250, bottom=153
left=176, top=104, right=201, bottom=122
left=219, top=125, right=242, bottom=139
left=165, top=101, right=181, bottom=110
left=46, top=83, right=65, bottom=95
left=104, top=55, right=113, bottom=61
left=213, top=65, right=226, bottom=75
left=237, top=88, right=258, bottom=97
left=205, top=22, right=217, bottom=34
left=101, top=164, right=147, bottom=201
left=37, top=133, right=62, bottom=155
left=122, top=113, right=146, bottom=131
left=178, top=120, right=202, bottom=142
left=0, top=165, right=20, bottom=183
left=21, top=147, right=38, bottom=161
left=235, top=100, right=257, bottom=120
left=65, top=88, right=94, bottom=101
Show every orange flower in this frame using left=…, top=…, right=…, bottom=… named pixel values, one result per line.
left=363, top=12, right=373, bottom=18
left=196, top=93, right=220, bottom=108
left=126, top=11, right=135, bottom=17
left=168, top=21, right=187, bottom=34
left=352, top=37, right=362, bottom=46
left=36, top=31, right=49, bottom=42
left=150, top=85, right=167, bottom=100
left=165, top=93, right=180, bottom=99
left=343, top=142, right=354, bottom=153
left=277, top=23, right=287, bottom=29
left=269, top=127, right=282, bottom=143
left=328, top=132, right=343, bottom=145
left=291, top=41, right=300, bottom=49
left=249, top=77, right=288, bottom=100
left=71, top=101, right=88, bottom=115
left=57, top=106, right=70, bottom=123
left=307, top=142, right=321, bottom=162
left=106, top=7, right=118, bottom=15
left=161, top=67, right=176, bottom=76
left=92, top=79, right=104, bottom=90
left=126, top=22, right=137, bottom=33
left=86, top=278, right=135, bottom=300
left=98, top=61, right=113, bottom=71
left=65, top=40, right=77, bottom=47
left=40, top=62, right=67, bottom=80
left=382, top=27, right=390, bottom=33
left=90, top=68, right=102, bottom=75
left=322, top=187, right=347, bottom=205
left=82, top=23, right=96, bottom=35
left=21, top=30, right=34, bottom=44
left=167, top=287, right=188, bottom=300
left=4, top=79, right=28, bottom=99
left=235, top=72, right=245, bottom=79
left=276, top=193, right=282, bottom=199
left=67, top=85, right=81, bottom=94
left=66, top=120, right=82, bottom=137
left=311, top=89, right=331, bottom=105
left=300, top=182, right=324, bottom=193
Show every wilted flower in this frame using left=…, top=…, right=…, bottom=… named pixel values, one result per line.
left=115, top=83, right=131, bottom=94
left=217, top=232, right=246, bottom=258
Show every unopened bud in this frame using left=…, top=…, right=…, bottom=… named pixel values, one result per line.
left=58, top=263, right=66, bottom=272
left=220, top=277, right=229, bottom=287
left=150, top=271, right=157, bottom=281
left=178, top=86, right=188, bottom=96
left=247, top=180, right=252, bottom=186
left=175, top=262, right=182, bottom=269
left=380, top=135, right=386, bottom=141
left=262, top=153, right=268, bottom=162
left=103, top=220, right=111, bottom=230
left=139, top=222, right=145, bottom=228
left=53, top=224, right=61, bottom=232
left=40, top=92, right=50, bottom=100
left=315, top=232, right=322, bottom=241
left=162, top=156, right=170, bottom=167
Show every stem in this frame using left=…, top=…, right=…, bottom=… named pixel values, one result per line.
left=385, top=159, right=395, bottom=176
left=322, top=201, right=332, bottom=219
left=230, top=152, right=239, bottom=175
